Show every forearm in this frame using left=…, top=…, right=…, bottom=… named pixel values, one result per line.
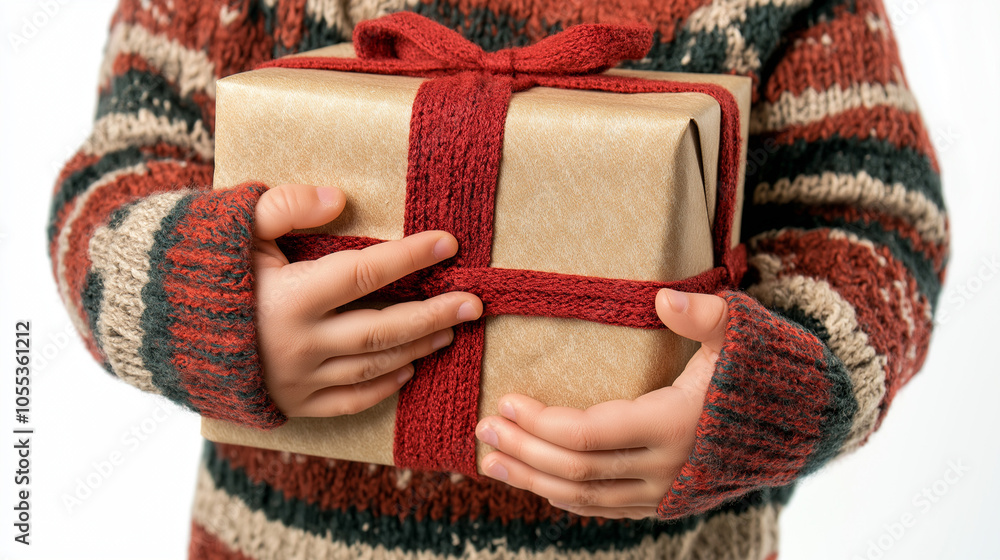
left=741, top=0, right=944, bottom=454
left=658, top=0, right=947, bottom=519
left=48, top=0, right=288, bottom=427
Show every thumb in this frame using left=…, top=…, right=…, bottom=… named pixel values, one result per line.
left=655, top=288, right=729, bottom=353
left=254, top=184, right=346, bottom=241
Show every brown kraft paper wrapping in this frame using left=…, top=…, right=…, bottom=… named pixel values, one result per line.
left=202, top=44, right=751, bottom=474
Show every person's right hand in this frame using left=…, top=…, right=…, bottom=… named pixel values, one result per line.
left=252, top=184, right=483, bottom=417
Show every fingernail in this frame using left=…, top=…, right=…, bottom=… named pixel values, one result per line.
left=433, top=236, right=456, bottom=259
left=485, top=461, right=508, bottom=481
left=396, top=366, right=414, bottom=384
left=664, top=288, right=689, bottom=313
left=478, top=426, right=498, bottom=447
left=499, top=401, right=515, bottom=421
left=316, top=186, right=338, bottom=206
left=432, top=329, right=453, bottom=350
left=457, top=301, right=480, bottom=322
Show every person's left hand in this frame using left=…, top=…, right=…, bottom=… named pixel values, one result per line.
left=474, top=288, right=729, bottom=519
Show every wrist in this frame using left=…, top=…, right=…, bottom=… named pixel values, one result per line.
left=656, top=290, right=854, bottom=519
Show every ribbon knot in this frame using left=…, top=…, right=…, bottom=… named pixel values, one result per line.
left=480, top=50, right=517, bottom=75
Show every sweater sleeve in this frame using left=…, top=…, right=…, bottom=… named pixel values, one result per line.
left=47, top=0, right=302, bottom=430
left=656, top=0, right=947, bottom=519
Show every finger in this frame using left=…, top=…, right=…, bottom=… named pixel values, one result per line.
left=315, top=291, right=482, bottom=355
left=480, top=451, right=661, bottom=509
left=292, top=364, right=413, bottom=417
left=254, top=184, right=346, bottom=240
left=548, top=502, right=657, bottom=520
left=655, top=289, right=728, bottom=353
left=494, top=394, right=661, bottom=451
left=475, top=416, right=655, bottom=481
left=293, top=230, right=460, bottom=312
left=313, top=327, right=455, bottom=386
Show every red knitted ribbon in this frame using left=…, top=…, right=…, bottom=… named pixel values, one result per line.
left=260, top=12, right=746, bottom=477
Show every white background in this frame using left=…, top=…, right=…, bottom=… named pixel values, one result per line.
left=1, top=1, right=997, bottom=558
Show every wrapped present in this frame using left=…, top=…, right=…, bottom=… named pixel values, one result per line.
left=201, top=13, right=751, bottom=476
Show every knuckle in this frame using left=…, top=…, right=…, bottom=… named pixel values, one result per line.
left=373, top=347, right=400, bottom=369
left=364, top=323, right=392, bottom=352
left=357, top=361, right=381, bottom=382
left=406, top=303, right=436, bottom=334
left=524, top=473, right=542, bottom=497
left=337, top=388, right=370, bottom=416
left=325, top=401, right=352, bottom=417
left=397, top=239, right=422, bottom=271
left=340, top=401, right=363, bottom=415
left=351, top=259, right=382, bottom=294
left=563, top=456, right=592, bottom=482
left=260, top=188, right=294, bottom=219
left=567, top=423, right=597, bottom=451
left=571, top=486, right=598, bottom=507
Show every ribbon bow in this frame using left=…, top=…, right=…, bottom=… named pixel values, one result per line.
left=262, top=12, right=653, bottom=82
left=258, top=13, right=746, bottom=477
left=355, top=12, right=652, bottom=76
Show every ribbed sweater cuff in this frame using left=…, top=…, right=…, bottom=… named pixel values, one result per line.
left=140, top=182, right=286, bottom=430
left=656, top=290, right=855, bottom=520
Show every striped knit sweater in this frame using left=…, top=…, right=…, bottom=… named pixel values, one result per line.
left=48, top=0, right=946, bottom=558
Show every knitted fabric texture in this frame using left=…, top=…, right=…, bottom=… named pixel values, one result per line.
left=73, top=181, right=285, bottom=429
left=658, top=290, right=856, bottom=518
left=47, top=0, right=946, bottom=558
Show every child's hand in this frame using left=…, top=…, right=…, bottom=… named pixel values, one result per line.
left=253, top=184, right=483, bottom=417
left=474, top=288, right=726, bottom=519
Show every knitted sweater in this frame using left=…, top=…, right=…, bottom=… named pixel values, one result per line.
left=48, top=0, right=946, bottom=558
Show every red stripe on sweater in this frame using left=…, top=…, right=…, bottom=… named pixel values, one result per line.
left=55, top=162, right=213, bottom=349
left=810, top=204, right=948, bottom=278
left=763, top=0, right=904, bottom=102
left=752, top=229, right=933, bottom=418
left=113, top=0, right=276, bottom=80
left=110, top=52, right=154, bottom=79
left=767, top=106, right=938, bottom=171
left=417, top=0, right=712, bottom=44
left=188, top=521, right=254, bottom=560
left=54, top=144, right=210, bottom=217
left=53, top=152, right=101, bottom=194
left=158, top=186, right=284, bottom=429
left=275, top=0, right=307, bottom=51
left=210, top=443, right=597, bottom=526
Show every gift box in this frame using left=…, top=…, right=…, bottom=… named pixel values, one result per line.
left=201, top=14, right=751, bottom=476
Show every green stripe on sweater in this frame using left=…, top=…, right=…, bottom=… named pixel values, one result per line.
left=201, top=440, right=795, bottom=556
